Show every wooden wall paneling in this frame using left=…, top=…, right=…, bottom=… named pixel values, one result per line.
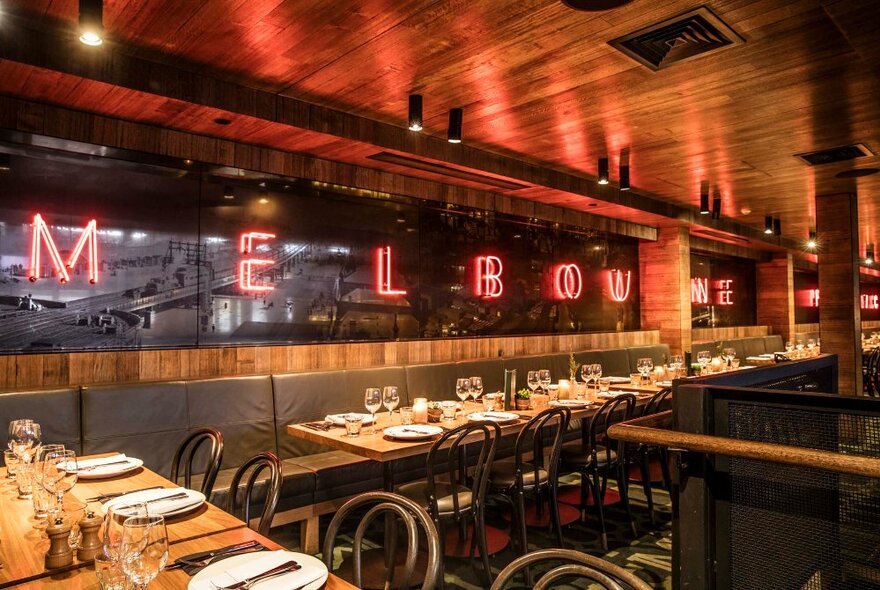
left=817, top=192, right=862, bottom=395
left=640, top=226, right=691, bottom=354
left=757, top=254, right=796, bottom=341
left=691, top=326, right=771, bottom=343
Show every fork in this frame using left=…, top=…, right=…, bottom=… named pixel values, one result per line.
left=212, top=560, right=300, bottom=589
left=167, top=541, right=264, bottom=570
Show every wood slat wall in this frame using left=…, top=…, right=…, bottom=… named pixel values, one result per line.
left=640, top=226, right=691, bottom=355
left=0, top=330, right=660, bottom=391
left=757, top=254, right=795, bottom=341
left=691, top=326, right=771, bottom=343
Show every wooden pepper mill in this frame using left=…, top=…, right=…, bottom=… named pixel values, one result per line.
left=45, top=517, right=73, bottom=569
left=77, top=510, right=103, bottom=562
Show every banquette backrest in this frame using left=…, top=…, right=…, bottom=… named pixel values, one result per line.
left=0, top=387, right=81, bottom=457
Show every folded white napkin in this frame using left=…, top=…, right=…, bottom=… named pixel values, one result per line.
left=76, top=454, right=128, bottom=469
left=190, top=551, right=326, bottom=590
left=104, top=487, right=201, bottom=516
left=325, top=413, right=374, bottom=425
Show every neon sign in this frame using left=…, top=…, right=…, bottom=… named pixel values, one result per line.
left=864, top=294, right=880, bottom=310
left=29, top=214, right=99, bottom=284
left=238, top=231, right=275, bottom=292
left=808, top=288, right=820, bottom=307
left=607, top=269, right=631, bottom=302
left=717, top=280, right=734, bottom=305
left=691, top=278, right=709, bottom=304
left=553, top=264, right=583, bottom=300
left=376, top=246, right=407, bottom=296
left=475, top=255, right=503, bottom=298
left=802, top=288, right=879, bottom=310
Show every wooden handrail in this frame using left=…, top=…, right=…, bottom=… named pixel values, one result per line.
left=608, top=411, right=880, bottom=479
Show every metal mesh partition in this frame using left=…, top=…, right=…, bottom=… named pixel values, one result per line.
left=725, top=403, right=880, bottom=590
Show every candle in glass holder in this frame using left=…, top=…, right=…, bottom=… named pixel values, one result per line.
left=412, top=398, right=428, bottom=424
left=710, top=357, right=723, bottom=373
left=558, top=379, right=571, bottom=400
left=652, top=366, right=666, bottom=384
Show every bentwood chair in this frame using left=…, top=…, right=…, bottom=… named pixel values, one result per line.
left=630, top=388, right=672, bottom=524
left=170, top=428, right=223, bottom=496
left=227, top=451, right=282, bottom=536
left=323, top=491, right=441, bottom=590
left=395, top=421, right=501, bottom=587
left=490, top=548, right=653, bottom=590
left=561, top=394, right=637, bottom=550
left=489, top=407, right=571, bottom=557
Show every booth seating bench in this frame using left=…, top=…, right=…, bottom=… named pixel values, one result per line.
left=0, top=342, right=673, bottom=552
left=691, top=335, right=784, bottom=361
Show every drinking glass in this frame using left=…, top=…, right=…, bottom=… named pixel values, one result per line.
left=697, top=351, right=712, bottom=374
left=382, top=386, right=400, bottom=424
left=591, top=364, right=602, bottom=388
left=580, top=364, right=595, bottom=395
left=41, top=450, right=78, bottom=522
left=4, top=449, right=18, bottom=479
left=456, top=378, right=472, bottom=414
left=31, top=444, right=64, bottom=520
left=400, top=407, right=414, bottom=425
left=598, top=377, right=611, bottom=393
left=344, top=414, right=363, bottom=437
left=469, top=377, right=484, bottom=407
left=440, top=401, right=457, bottom=421
left=637, top=358, right=653, bottom=380
left=94, top=551, right=130, bottom=590
left=796, top=339, right=804, bottom=350
left=364, top=388, right=382, bottom=435
left=527, top=371, right=540, bottom=394
left=807, top=338, right=816, bottom=351
left=538, top=369, right=551, bottom=393
left=785, top=341, right=794, bottom=352
left=16, top=460, right=33, bottom=499
left=103, top=502, right=149, bottom=562
left=120, top=515, right=168, bottom=590
left=669, top=355, right=684, bottom=372
left=11, top=420, right=41, bottom=465
left=722, top=347, right=736, bottom=368
left=482, top=395, right=495, bottom=411
left=8, top=419, right=32, bottom=451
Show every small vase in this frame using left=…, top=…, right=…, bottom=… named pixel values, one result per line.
left=515, top=398, right=530, bottom=411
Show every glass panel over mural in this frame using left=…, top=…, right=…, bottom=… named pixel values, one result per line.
left=0, top=139, right=640, bottom=353
left=690, top=251, right=757, bottom=328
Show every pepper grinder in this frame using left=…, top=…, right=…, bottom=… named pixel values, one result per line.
left=45, top=517, right=74, bottom=569
left=77, top=510, right=103, bottom=562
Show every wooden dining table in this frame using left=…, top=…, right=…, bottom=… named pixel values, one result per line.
left=0, top=457, right=357, bottom=590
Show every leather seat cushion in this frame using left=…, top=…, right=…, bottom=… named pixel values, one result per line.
left=200, top=459, right=315, bottom=517
left=0, top=388, right=81, bottom=464
left=290, top=451, right=383, bottom=503
left=561, top=442, right=617, bottom=467
left=490, top=459, right=548, bottom=488
left=396, top=481, right=473, bottom=514
left=272, top=371, right=347, bottom=459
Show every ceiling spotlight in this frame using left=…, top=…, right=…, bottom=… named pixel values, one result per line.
left=867, top=244, right=875, bottom=265
left=764, top=216, right=773, bottom=235
left=699, top=182, right=710, bottom=215
left=447, top=108, right=463, bottom=144
left=806, top=230, right=817, bottom=250
left=598, top=158, right=609, bottom=185
left=408, top=94, right=423, bottom=132
left=773, top=218, right=781, bottom=237
left=223, top=185, right=235, bottom=200
left=78, top=0, right=104, bottom=46
left=711, top=190, right=721, bottom=220
left=0, top=153, right=10, bottom=172
left=619, top=164, right=630, bottom=190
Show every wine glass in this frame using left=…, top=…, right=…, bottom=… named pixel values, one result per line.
left=722, top=347, right=736, bottom=368
left=669, top=354, right=684, bottom=377
left=11, top=420, right=41, bottom=464
left=364, top=388, right=382, bottom=435
left=32, top=444, right=65, bottom=521
left=469, top=377, right=484, bottom=408
left=103, top=502, right=149, bottom=562
left=697, top=351, right=712, bottom=374
left=8, top=419, right=32, bottom=451
left=456, top=378, right=472, bottom=414
left=785, top=341, right=794, bottom=353
left=42, top=450, right=77, bottom=520
left=527, top=371, right=540, bottom=394
left=580, top=364, right=594, bottom=394
left=637, top=358, right=653, bottom=381
left=120, top=515, right=168, bottom=589
left=807, top=338, right=816, bottom=352
left=591, top=364, right=602, bottom=388
left=538, top=370, right=551, bottom=393
left=382, top=386, right=400, bottom=424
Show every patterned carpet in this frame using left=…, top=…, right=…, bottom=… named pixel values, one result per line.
left=271, top=473, right=673, bottom=589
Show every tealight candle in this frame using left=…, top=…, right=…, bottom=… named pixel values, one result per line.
left=710, top=357, right=723, bottom=373
left=413, top=398, right=428, bottom=424
left=558, top=379, right=571, bottom=400
left=653, top=366, right=666, bottom=383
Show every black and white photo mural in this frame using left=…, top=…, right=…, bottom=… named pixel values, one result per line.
left=0, top=137, right=640, bottom=353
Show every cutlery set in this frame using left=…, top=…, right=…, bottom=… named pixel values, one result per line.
left=301, top=422, right=332, bottom=431
left=166, top=540, right=267, bottom=572
left=211, top=560, right=302, bottom=590
left=86, top=485, right=165, bottom=502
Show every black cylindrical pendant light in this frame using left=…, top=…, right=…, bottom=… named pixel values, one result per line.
left=447, top=108, right=463, bottom=144
left=773, top=217, right=782, bottom=236
left=0, top=153, right=10, bottom=172
left=711, top=192, right=722, bottom=220
left=223, top=185, right=234, bottom=200
left=598, top=158, right=609, bottom=185
left=764, top=216, right=773, bottom=234
left=807, top=230, right=817, bottom=249
left=79, top=0, right=104, bottom=46
left=619, top=164, right=630, bottom=190
left=408, top=94, right=423, bottom=132
left=867, top=244, right=875, bottom=265
left=700, top=184, right=710, bottom=215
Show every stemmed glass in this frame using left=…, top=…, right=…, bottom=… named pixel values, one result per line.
left=527, top=371, right=540, bottom=395
left=580, top=364, right=595, bottom=395
left=669, top=355, right=684, bottom=377
left=32, top=444, right=65, bottom=522
left=469, top=377, right=484, bottom=409
left=722, top=347, right=736, bottom=369
left=637, top=358, right=654, bottom=382
left=382, top=386, right=400, bottom=425
left=364, top=388, right=382, bottom=435
left=120, top=515, right=168, bottom=590
left=10, top=420, right=41, bottom=465
left=590, top=364, right=602, bottom=391
left=456, top=378, right=472, bottom=415
left=807, top=338, right=816, bottom=352
left=697, top=351, right=712, bottom=375
left=103, top=502, right=149, bottom=562
left=42, top=449, right=77, bottom=525
left=538, top=370, right=551, bottom=394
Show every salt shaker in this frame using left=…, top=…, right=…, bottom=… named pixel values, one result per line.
left=76, top=510, right=103, bottom=562
left=45, top=517, right=74, bottom=569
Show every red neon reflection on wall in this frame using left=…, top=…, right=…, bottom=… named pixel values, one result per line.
left=691, top=278, right=708, bottom=304
left=376, top=246, right=407, bottom=296
left=716, top=280, right=734, bottom=305
left=806, top=288, right=880, bottom=310
left=553, top=264, right=583, bottom=300
left=475, top=256, right=503, bottom=298
left=29, top=214, right=99, bottom=284
left=607, top=269, right=631, bottom=302
left=238, top=231, right=275, bottom=292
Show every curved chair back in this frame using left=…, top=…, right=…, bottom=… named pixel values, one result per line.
left=589, top=394, right=637, bottom=466
left=170, top=428, right=223, bottom=495
left=227, top=452, right=282, bottom=536
left=867, top=350, right=880, bottom=397
left=643, top=387, right=672, bottom=416
left=512, top=407, right=571, bottom=490
left=490, top=548, right=653, bottom=590
left=425, top=421, right=500, bottom=521
left=323, top=491, right=441, bottom=590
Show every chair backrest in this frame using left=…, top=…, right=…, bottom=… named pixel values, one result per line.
left=490, top=548, right=653, bottom=590
left=512, top=407, right=571, bottom=489
left=323, top=491, right=441, bottom=590
left=643, top=388, right=672, bottom=416
left=424, top=421, right=500, bottom=520
left=227, top=452, right=282, bottom=536
left=867, top=350, right=880, bottom=397
left=589, top=394, right=637, bottom=465
left=170, top=428, right=223, bottom=495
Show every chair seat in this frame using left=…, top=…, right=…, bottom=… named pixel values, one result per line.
left=490, top=459, right=548, bottom=488
left=560, top=443, right=617, bottom=467
left=395, top=480, right=473, bottom=514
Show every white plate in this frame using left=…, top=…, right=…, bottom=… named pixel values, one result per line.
left=75, top=458, right=144, bottom=480
left=324, top=413, right=375, bottom=426
left=103, top=488, right=206, bottom=519
left=656, top=381, right=673, bottom=387
left=550, top=399, right=591, bottom=408
left=383, top=425, right=444, bottom=440
left=467, top=411, right=520, bottom=424
left=598, top=391, right=630, bottom=399
left=189, top=550, right=328, bottom=590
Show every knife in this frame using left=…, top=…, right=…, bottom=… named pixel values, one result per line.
left=87, top=485, right=165, bottom=502
left=76, top=460, right=131, bottom=472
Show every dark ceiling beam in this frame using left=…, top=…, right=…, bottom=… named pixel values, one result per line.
left=0, top=12, right=801, bottom=250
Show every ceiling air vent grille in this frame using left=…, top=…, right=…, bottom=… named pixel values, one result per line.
left=795, top=144, right=873, bottom=166
left=609, top=7, right=744, bottom=70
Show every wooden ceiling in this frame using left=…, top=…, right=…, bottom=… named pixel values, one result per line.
left=3, top=0, right=880, bottom=249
